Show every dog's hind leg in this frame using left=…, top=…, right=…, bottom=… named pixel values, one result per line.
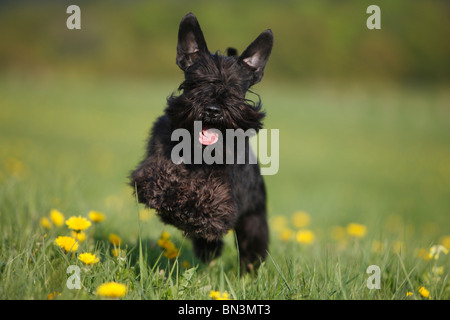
left=192, top=237, right=224, bottom=263
left=234, top=207, right=268, bottom=272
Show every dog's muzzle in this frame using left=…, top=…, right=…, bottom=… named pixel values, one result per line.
left=204, top=105, right=222, bottom=119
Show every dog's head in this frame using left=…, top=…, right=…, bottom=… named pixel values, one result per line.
left=166, top=13, right=273, bottom=141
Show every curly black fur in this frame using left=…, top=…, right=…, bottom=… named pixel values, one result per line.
left=130, top=13, right=273, bottom=271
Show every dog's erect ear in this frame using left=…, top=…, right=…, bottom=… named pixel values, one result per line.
left=239, top=29, right=273, bottom=85
left=226, top=47, right=238, bottom=57
left=176, top=13, right=209, bottom=71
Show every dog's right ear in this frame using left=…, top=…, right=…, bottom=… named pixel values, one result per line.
left=176, top=13, right=209, bottom=71
left=239, top=29, right=273, bottom=85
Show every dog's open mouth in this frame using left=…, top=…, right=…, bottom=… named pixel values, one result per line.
left=199, top=126, right=219, bottom=146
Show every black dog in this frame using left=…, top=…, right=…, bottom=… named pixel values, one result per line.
left=130, top=13, right=273, bottom=270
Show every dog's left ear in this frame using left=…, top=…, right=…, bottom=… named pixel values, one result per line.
left=176, top=13, right=209, bottom=71
left=239, top=29, right=273, bottom=85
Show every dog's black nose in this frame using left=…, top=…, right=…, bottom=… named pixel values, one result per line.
left=205, top=105, right=221, bottom=118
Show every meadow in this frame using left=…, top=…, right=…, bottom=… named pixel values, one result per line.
left=0, top=75, right=449, bottom=300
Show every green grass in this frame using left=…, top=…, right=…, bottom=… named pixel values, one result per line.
left=0, top=75, right=449, bottom=300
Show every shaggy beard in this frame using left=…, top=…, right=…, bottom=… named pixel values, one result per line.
left=165, top=91, right=265, bottom=134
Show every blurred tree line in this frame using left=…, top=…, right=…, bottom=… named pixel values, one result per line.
left=0, top=0, right=449, bottom=84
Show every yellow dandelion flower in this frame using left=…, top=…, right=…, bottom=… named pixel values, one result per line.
left=164, top=248, right=180, bottom=259
left=219, top=292, right=230, bottom=300
left=272, top=216, right=287, bottom=232
left=160, top=231, right=170, bottom=240
left=296, top=229, right=315, bottom=245
left=47, top=292, right=61, bottom=300
left=209, top=290, right=221, bottom=299
left=346, top=223, right=367, bottom=238
left=157, top=238, right=167, bottom=248
left=111, top=248, right=119, bottom=257
left=292, top=211, right=310, bottom=228
left=78, top=252, right=100, bottom=265
left=209, top=290, right=231, bottom=300
left=330, top=226, right=348, bottom=243
left=441, top=235, right=450, bottom=250
left=50, top=209, right=65, bottom=227
left=406, top=291, right=413, bottom=297
left=157, top=231, right=174, bottom=249
left=111, top=248, right=126, bottom=258
left=159, top=239, right=176, bottom=251
left=96, top=282, right=127, bottom=298
left=40, top=217, right=52, bottom=229
left=415, top=248, right=432, bottom=261
left=88, top=210, right=105, bottom=223
left=165, top=241, right=176, bottom=251
left=65, top=216, right=91, bottom=232
left=109, top=233, right=122, bottom=246
left=139, top=208, right=152, bottom=221
left=55, top=236, right=78, bottom=252
left=418, top=286, right=430, bottom=299
left=156, top=231, right=179, bottom=259
left=280, top=228, right=293, bottom=242
left=71, top=231, right=86, bottom=242
left=393, top=241, right=405, bottom=254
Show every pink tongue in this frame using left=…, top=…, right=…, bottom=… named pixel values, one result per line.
left=199, top=129, right=219, bottom=145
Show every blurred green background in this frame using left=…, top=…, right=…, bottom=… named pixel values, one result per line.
left=1, top=0, right=449, bottom=240
left=1, top=0, right=449, bottom=82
